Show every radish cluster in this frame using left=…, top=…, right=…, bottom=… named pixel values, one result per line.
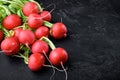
left=0, top=0, right=68, bottom=80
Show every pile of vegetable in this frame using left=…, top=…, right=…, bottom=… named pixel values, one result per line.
left=0, top=0, right=68, bottom=80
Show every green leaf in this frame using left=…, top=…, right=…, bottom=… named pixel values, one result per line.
left=16, top=9, right=28, bottom=23
left=17, top=9, right=22, bottom=17
left=0, top=9, right=7, bottom=21
left=0, top=23, right=10, bottom=37
left=0, top=24, right=3, bottom=29
left=0, top=1, right=8, bottom=5
left=0, top=5, right=11, bottom=15
left=8, top=4, right=17, bottom=14
left=12, top=0, right=24, bottom=5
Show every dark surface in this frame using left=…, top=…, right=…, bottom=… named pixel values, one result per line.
left=1, top=0, right=120, bottom=80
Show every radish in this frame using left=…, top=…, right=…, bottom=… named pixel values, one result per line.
left=41, top=37, right=68, bottom=80
left=19, top=29, right=35, bottom=46
left=43, top=21, right=67, bottom=39
left=49, top=48, right=68, bottom=66
left=1, top=37, right=20, bottom=56
left=32, top=40, right=49, bottom=54
left=0, top=30, right=4, bottom=42
left=49, top=48, right=68, bottom=80
left=35, top=26, right=49, bottom=39
left=28, top=13, right=43, bottom=29
left=13, top=28, right=23, bottom=39
left=22, top=2, right=39, bottom=16
left=28, top=53, right=45, bottom=71
left=3, top=14, right=22, bottom=30
left=50, top=22, right=67, bottom=39
left=40, top=10, right=52, bottom=21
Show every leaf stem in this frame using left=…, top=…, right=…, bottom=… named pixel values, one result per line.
left=0, top=0, right=23, bottom=7
left=43, top=20, right=53, bottom=28
left=40, top=37, right=56, bottom=50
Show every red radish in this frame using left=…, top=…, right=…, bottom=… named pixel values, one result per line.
left=28, top=53, right=45, bottom=71
left=28, top=13, right=43, bottom=29
left=1, top=37, right=20, bottom=56
left=40, top=10, right=52, bottom=21
left=50, top=22, right=67, bottom=39
left=49, top=47, right=68, bottom=66
left=32, top=40, right=49, bottom=54
left=3, top=14, right=22, bottom=30
left=35, top=26, right=49, bottom=39
left=40, top=37, right=68, bottom=80
left=19, top=29, right=35, bottom=45
left=14, top=28, right=23, bottom=39
left=22, top=2, right=39, bottom=16
left=0, top=30, right=4, bottom=42
left=49, top=47, right=68, bottom=80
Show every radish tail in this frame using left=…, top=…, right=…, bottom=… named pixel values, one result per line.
left=44, top=64, right=66, bottom=72
left=43, top=50, right=56, bottom=80
left=61, top=62, right=68, bottom=80
left=25, top=43, right=31, bottom=51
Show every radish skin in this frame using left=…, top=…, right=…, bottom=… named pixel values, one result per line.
left=0, top=30, right=4, bottom=42
left=22, top=2, right=39, bottom=16
left=32, top=40, right=49, bottom=54
left=35, top=26, right=50, bottom=39
left=19, top=29, right=35, bottom=45
left=28, top=13, right=43, bottom=29
left=3, top=14, right=22, bottom=30
left=28, top=53, right=45, bottom=71
left=1, top=37, right=20, bottom=56
left=40, top=10, right=52, bottom=21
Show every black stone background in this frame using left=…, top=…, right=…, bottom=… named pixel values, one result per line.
left=1, top=0, right=120, bottom=80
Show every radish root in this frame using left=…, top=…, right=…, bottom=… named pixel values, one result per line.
left=43, top=50, right=56, bottom=80
left=25, top=43, right=31, bottom=51
left=61, top=62, right=68, bottom=80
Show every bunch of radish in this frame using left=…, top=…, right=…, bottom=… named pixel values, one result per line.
left=0, top=0, right=68, bottom=80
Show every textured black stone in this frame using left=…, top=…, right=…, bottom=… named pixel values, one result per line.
left=1, top=0, right=120, bottom=80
